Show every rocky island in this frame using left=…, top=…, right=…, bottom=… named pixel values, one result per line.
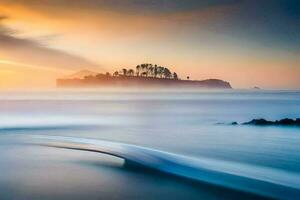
left=57, top=64, right=232, bottom=89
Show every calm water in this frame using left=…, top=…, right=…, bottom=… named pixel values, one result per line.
left=0, top=89, right=300, bottom=200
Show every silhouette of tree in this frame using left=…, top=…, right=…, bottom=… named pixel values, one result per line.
left=154, top=64, right=158, bottom=78
left=144, top=64, right=149, bottom=77
left=128, top=69, right=135, bottom=76
left=141, top=72, right=147, bottom=77
left=136, top=65, right=141, bottom=76
left=173, top=72, right=178, bottom=80
left=113, top=71, right=119, bottom=76
left=156, top=66, right=162, bottom=78
left=140, top=64, right=146, bottom=76
left=148, top=65, right=154, bottom=77
left=122, top=68, right=127, bottom=76
left=109, top=64, right=179, bottom=79
left=74, top=63, right=180, bottom=82
left=163, top=68, right=172, bottom=79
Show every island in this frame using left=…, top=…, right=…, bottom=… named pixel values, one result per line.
left=57, top=64, right=232, bottom=89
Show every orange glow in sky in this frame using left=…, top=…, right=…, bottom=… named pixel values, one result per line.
left=0, top=1, right=299, bottom=89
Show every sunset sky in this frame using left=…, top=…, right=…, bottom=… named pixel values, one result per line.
left=0, top=0, right=299, bottom=89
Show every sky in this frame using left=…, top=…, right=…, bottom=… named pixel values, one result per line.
left=0, top=0, right=299, bottom=89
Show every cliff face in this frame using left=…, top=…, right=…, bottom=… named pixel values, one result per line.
left=57, top=76, right=232, bottom=89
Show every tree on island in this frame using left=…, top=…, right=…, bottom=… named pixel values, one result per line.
left=87, top=63, right=182, bottom=80
left=173, top=72, right=178, bottom=80
left=121, top=68, right=127, bottom=76
left=148, top=65, right=154, bottom=77
left=136, top=65, right=141, bottom=76
left=128, top=69, right=135, bottom=76
left=154, top=65, right=158, bottom=78
left=163, top=68, right=172, bottom=79
left=113, top=71, right=119, bottom=76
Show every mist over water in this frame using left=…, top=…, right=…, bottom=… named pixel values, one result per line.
left=0, top=89, right=300, bottom=199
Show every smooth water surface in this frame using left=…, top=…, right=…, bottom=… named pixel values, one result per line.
left=0, top=89, right=300, bottom=199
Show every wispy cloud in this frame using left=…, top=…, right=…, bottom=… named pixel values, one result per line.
left=0, top=0, right=240, bottom=14
left=0, top=15, right=102, bottom=72
left=0, top=59, right=73, bottom=73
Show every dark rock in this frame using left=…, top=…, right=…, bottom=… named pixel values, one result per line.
left=243, top=119, right=274, bottom=126
left=278, top=118, right=294, bottom=125
left=243, top=118, right=300, bottom=127
left=231, top=122, right=238, bottom=125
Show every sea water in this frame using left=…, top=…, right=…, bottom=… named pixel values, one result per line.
left=0, top=89, right=300, bottom=199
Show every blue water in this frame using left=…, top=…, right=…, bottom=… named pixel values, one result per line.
left=0, top=89, right=300, bottom=199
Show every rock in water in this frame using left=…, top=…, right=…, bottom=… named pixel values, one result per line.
left=278, top=118, right=295, bottom=125
left=243, top=119, right=273, bottom=125
left=243, top=118, right=300, bottom=126
left=296, top=118, right=300, bottom=125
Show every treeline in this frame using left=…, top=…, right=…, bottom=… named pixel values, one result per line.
left=86, top=64, right=180, bottom=80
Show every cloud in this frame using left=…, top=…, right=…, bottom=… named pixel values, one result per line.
left=0, top=15, right=102, bottom=72
left=0, top=0, right=241, bottom=28
left=0, top=0, right=240, bottom=14
left=0, top=1, right=240, bottom=54
left=1, top=0, right=299, bottom=47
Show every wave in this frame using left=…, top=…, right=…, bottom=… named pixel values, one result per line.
left=0, top=116, right=122, bottom=131
left=33, top=135, right=300, bottom=200
left=0, top=123, right=89, bottom=132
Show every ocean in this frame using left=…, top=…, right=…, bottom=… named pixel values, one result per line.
left=0, top=89, right=300, bottom=200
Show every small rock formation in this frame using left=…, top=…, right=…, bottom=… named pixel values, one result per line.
left=243, top=118, right=300, bottom=126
